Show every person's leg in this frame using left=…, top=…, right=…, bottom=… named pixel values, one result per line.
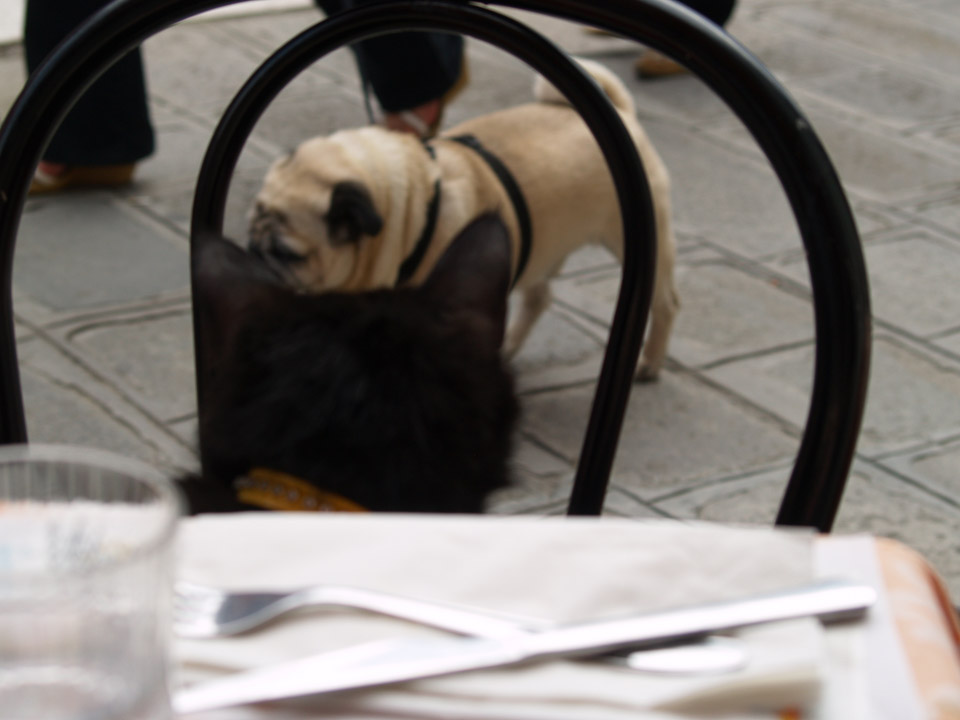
left=25, top=0, right=154, bottom=180
left=677, top=0, right=737, bottom=27
left=351, top=32, right=463, bottom=113
left=315, top=0, right=465, bottom=136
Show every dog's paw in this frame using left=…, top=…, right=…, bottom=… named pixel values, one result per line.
left=634, top=360, right=662, bottom=383
left=501, top=333, right=522, bottom=359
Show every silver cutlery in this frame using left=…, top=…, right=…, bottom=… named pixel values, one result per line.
left=174, top=581, right=548, bottom=639
left=174, top=580, right=748, bottom=674
left=174, top=577, right=876, bottom=715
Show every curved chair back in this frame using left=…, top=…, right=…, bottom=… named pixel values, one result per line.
left=0, top=0, right=870, bottom=531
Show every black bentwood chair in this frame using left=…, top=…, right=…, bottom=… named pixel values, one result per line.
left=0, top=0, right=871, bottom=531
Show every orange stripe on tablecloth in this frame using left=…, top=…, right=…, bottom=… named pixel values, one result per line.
left=874, top=537, right=960, bottom=720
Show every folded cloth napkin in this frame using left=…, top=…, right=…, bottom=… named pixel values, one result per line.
left=174, top=514, right=823, bottom=719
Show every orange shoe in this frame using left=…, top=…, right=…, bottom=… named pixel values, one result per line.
left=634, top=50, right=688, bottom=79
left=29, top=163, right=136, bottom=195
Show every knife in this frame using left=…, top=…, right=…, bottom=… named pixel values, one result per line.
left=174, top=576, right=876, bottom=715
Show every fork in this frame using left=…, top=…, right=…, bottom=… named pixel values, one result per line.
left=174, top=581, right=549, bottom=640
left=173, top=581, right=748, bottom=674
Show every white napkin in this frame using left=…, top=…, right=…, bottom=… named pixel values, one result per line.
left=174, top=514, right=823, bottom=719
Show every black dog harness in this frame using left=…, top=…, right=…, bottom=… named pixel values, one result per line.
left=396, top=135, right=533, bottom=288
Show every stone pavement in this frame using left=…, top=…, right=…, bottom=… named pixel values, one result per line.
left=2, top=0, right=960, bottom=597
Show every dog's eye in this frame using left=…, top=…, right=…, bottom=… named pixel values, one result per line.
left=252, top=205, right=285, bottom=226
left=269, top=241, right=307, bottom=265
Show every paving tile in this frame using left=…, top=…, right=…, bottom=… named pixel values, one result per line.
left=933, top=330, right=960, bottom=359
left=798, top=64, right=960, bottom=130
left=648, top=464, right=793, bottom=525
left=742, top=199, right=898, bottom=256
left=707, top=335, right=960, bottom=457
left=17, top=335, right=196, bottom=475
left=849, top=202, right=904, bottom=238
left=168, top=415, right=199, bottom=455
left=881, top=439, right=960, bottom=507
left=818, top=463, right=960, bottom=601
left=517, top=353, right=605, bottom=396
left=68, top=308, right=196, bottom=423
left=213, top=10, right=365, bottom=88
left=133, top=102, right=282, bottom=199
left=496, top=7, right=638, bottom=57
left=14, top=194, right=190, bottom=313
left=13, top=316, right=34, bottom=344
left=701, top=342, right=814, bottom=433
left=786, top=96, right=960, bottom=201
left=0, top=0, right=21, bottom=46
left=520, top=370, right=799, bottom=499
left=668, top=262, right=813, bottom=368
left=909, top=0, right=960, bottom=11
left=511, top=307, right=606, bottom=384
left=925, top=121, right=960, bottom=151
left=132, top=168, right=270, bottom=241
left=489, top=477, right=667, bottom=519
left=513, top=434, right=574, bottom=477
left=11, top=288, right=59, bottom=331
left=136, top=110, right=210, bottom=189
left=655, top=461, right=960, bottom=599
left=0, top=46, right=25, bottom=118
left=543, top=267, right=619, bottom=329
left=762, top=2, right=960, bottom=75
left=610, top=56, right=734, bottom=127
left=251, top=82, right=369, bottom=148
left=557, top=245, right=619, bottom=277
left=214, top=8, right=331, bottom=53
left=913, top=189, right=960, bottom=235
left=637, top=117, right=804, bottom=259
left=487, top=432, right=574, bottom=515
left=705, top=81, right=960, bottom=203
left=550, top=258, right=816, bottom=371
left=732, top=17, right=863, bottom=88
left=144, top=25, right=265, bottom=118
left=776, top=230, right=960, bottom=338
left=21, top=361, right=153, bottom=459
left=487, top=470, right=573, bottom=516
left=144, top=21, right=333, bottom=121
left=862, top=233, right=960, bottom=337
left=597, top=486, right=666, bottom=519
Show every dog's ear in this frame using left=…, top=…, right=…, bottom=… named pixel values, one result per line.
left=422, top=213, right=512, bottom=349
left=192, top=233, right=288, bottom=370
left=326, top=181, right=383, bottom=246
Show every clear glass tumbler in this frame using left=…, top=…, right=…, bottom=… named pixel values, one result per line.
left=0, top=444, right=182, bottom=720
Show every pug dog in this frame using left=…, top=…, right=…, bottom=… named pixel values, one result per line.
left=249, top=58, right=679, bottom=380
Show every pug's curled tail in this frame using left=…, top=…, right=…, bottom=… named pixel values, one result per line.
left=532, top=57, right=636, bottom=116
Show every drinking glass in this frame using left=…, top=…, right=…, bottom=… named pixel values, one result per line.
left=0, top=444, right=182, bottom=720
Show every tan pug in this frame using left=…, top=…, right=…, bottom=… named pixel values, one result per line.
left=249, top=59, right=679, bottom=380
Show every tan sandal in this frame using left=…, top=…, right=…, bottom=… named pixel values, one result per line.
left=29, top=163, right=136, bottom=195
left=581, top=25, right=626, bottom=38
left=634, top=50, right=688, bottom=79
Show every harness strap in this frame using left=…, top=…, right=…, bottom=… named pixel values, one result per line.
left=397, top=136, right=533, bottom=288
left=396, top=143, right=442, bottom=286
left=448, top=134, right=533, bottom=287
